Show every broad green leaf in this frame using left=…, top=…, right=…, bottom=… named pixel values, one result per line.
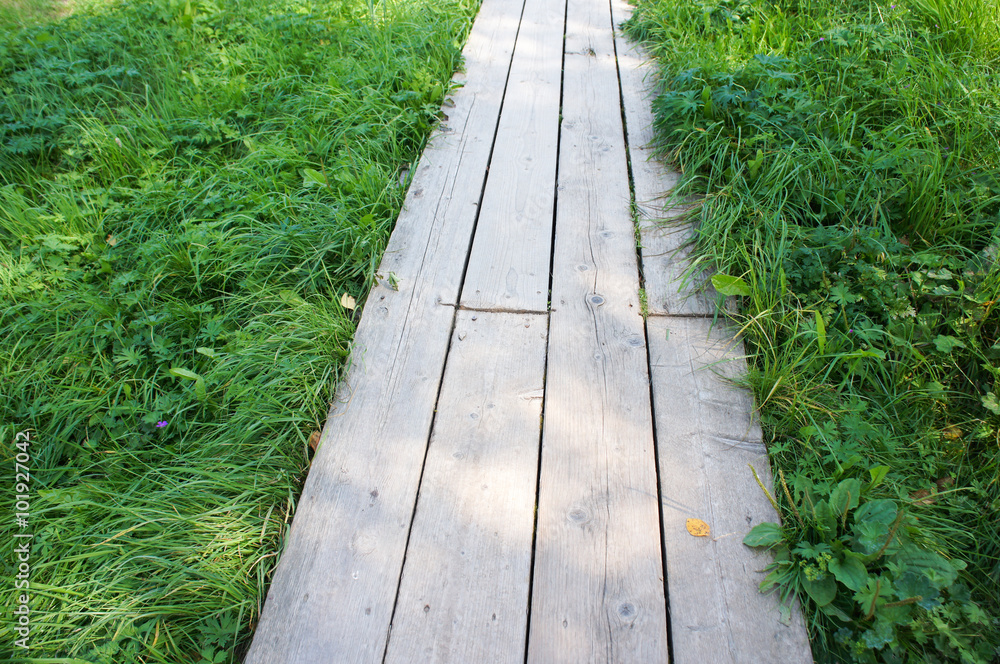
left=749, top=149, right=764, bottom=179
left=701, top=85, right=714, bottom=120
left=802, top=574, right=837, bottom=607
left=818, top=601, right=852, bottom=621
left=301, top=168, right=327, bottom=187
left=933, top=334, right=965, bottom=353
left=169, top=367, right=200, bottom=381
left=894, top=569, right=941, bottom=610
left=894, top=548, right=960, bottom=589
left=982, top=392, right=1000, bottom=415
left=853, top=520, right=891, bottom=556
left=170, top=367, right=207, bottom=400
left=743, top=522, right=783, bottom=547
left=855, top=499, right=897, bottom=526
left=853, top=576, right=883, bottom=613
left=861, top=618, right=894, bottom=649
left=868, top=465, right=890, bottom=489
left=815, top=310, right=826, bottom=354
left=829, top=552, right=868, bottom=591
left=278, top=289, right=305, bottom=305
left=711, top=273, right=751, bottom=296
left=813, top=499, right=836, bottom=534
left=195, top=347, right=217, bottom=359
left=830, top=478, right=861, bottom=518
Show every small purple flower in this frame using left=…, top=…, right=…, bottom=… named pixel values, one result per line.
left=819, top=37, right=825, bottom=41
left=891, top=4, right=896, bottom=8
left=156, top=421, right=169, bottom=428
left=848, top=328, right=853, bottom=334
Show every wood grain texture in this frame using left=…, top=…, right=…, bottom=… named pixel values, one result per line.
left=460, top=0, right=565, bottom=312
left=384, top=310, right=546, bottom=664
left=527, top=27, right=669, bottom=664
left=609, top=0, right=728, bottom=316
left=244, top=0, right=524, bottom=661
left=646, top=316, right=813, bottom=664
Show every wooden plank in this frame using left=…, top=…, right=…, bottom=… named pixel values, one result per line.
left=244, top=0, right=525, bottom=661
left=646, top=316, right=813, bottom=664
left=527, top=28, right=669, bottom=664
left=609, top=0, right=727, bottom=316
left=459, top=0, right=565, bottom=312
left=384, top=310, right=546, bottom=664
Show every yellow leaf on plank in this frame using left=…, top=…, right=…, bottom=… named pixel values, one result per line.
left=686, top=518, right=710, bottom=537
left=340, top=293, right=356, bottom=310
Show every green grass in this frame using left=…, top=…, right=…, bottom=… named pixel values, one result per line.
left=0, top=0, right=478, bottom=661
left=626, top=0, right=1000, bottom=661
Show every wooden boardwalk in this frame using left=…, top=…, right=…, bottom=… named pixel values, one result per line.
left=245, top=0, right=813, bottom=661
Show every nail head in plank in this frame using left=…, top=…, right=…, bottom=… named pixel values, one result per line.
left=646, top=316, right=813, bottom=664
left=385, top=311, right=547, bottom=664
left=528, top=38, right=668, bottom=664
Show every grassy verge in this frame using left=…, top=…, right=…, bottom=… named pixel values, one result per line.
left=0, top=0, right=478, bottom=661
left=625, top=0, right=999, bottom=661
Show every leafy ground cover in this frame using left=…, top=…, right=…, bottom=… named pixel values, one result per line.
left=626, top=0, right=1000, bottom=661
left=0, top=0, right=478, bottom=661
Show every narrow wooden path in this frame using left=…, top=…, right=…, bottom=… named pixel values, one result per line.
left=246, top=0, right=813, bottom=661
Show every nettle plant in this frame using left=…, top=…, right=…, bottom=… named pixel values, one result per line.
left=746, top=459, right=993, bottom=664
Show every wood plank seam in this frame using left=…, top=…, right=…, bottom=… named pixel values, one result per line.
left=603, top=1, right=675, bottom=659
left=379, top=298, right=464, bottom=659
left=383, top=311, right=548, bottom=663
left=456, top=305, right=553, bottom=315
left=644, top=311, right=724, bottom=319
left=441, top=0, right=531, bottom=311
left=522, top=0, right=569, bottom=657
left=459, top=0, right=567, bottom=311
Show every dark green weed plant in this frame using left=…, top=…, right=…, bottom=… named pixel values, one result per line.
left=627, top=0, right=999, bottom=661
left=0, top=0, right=478, bottom=661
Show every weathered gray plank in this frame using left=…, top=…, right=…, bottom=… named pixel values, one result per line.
left=646, top=316, right=813, bottom=663
left=244, top=0, right=525, bottom=661
left=459, top=0, right=565, bottom=312
left=527, top=22, right=669, bottom=663
left=384, top=310, right=546, bottom=664
left=609, top=0, right=726, bottom=316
